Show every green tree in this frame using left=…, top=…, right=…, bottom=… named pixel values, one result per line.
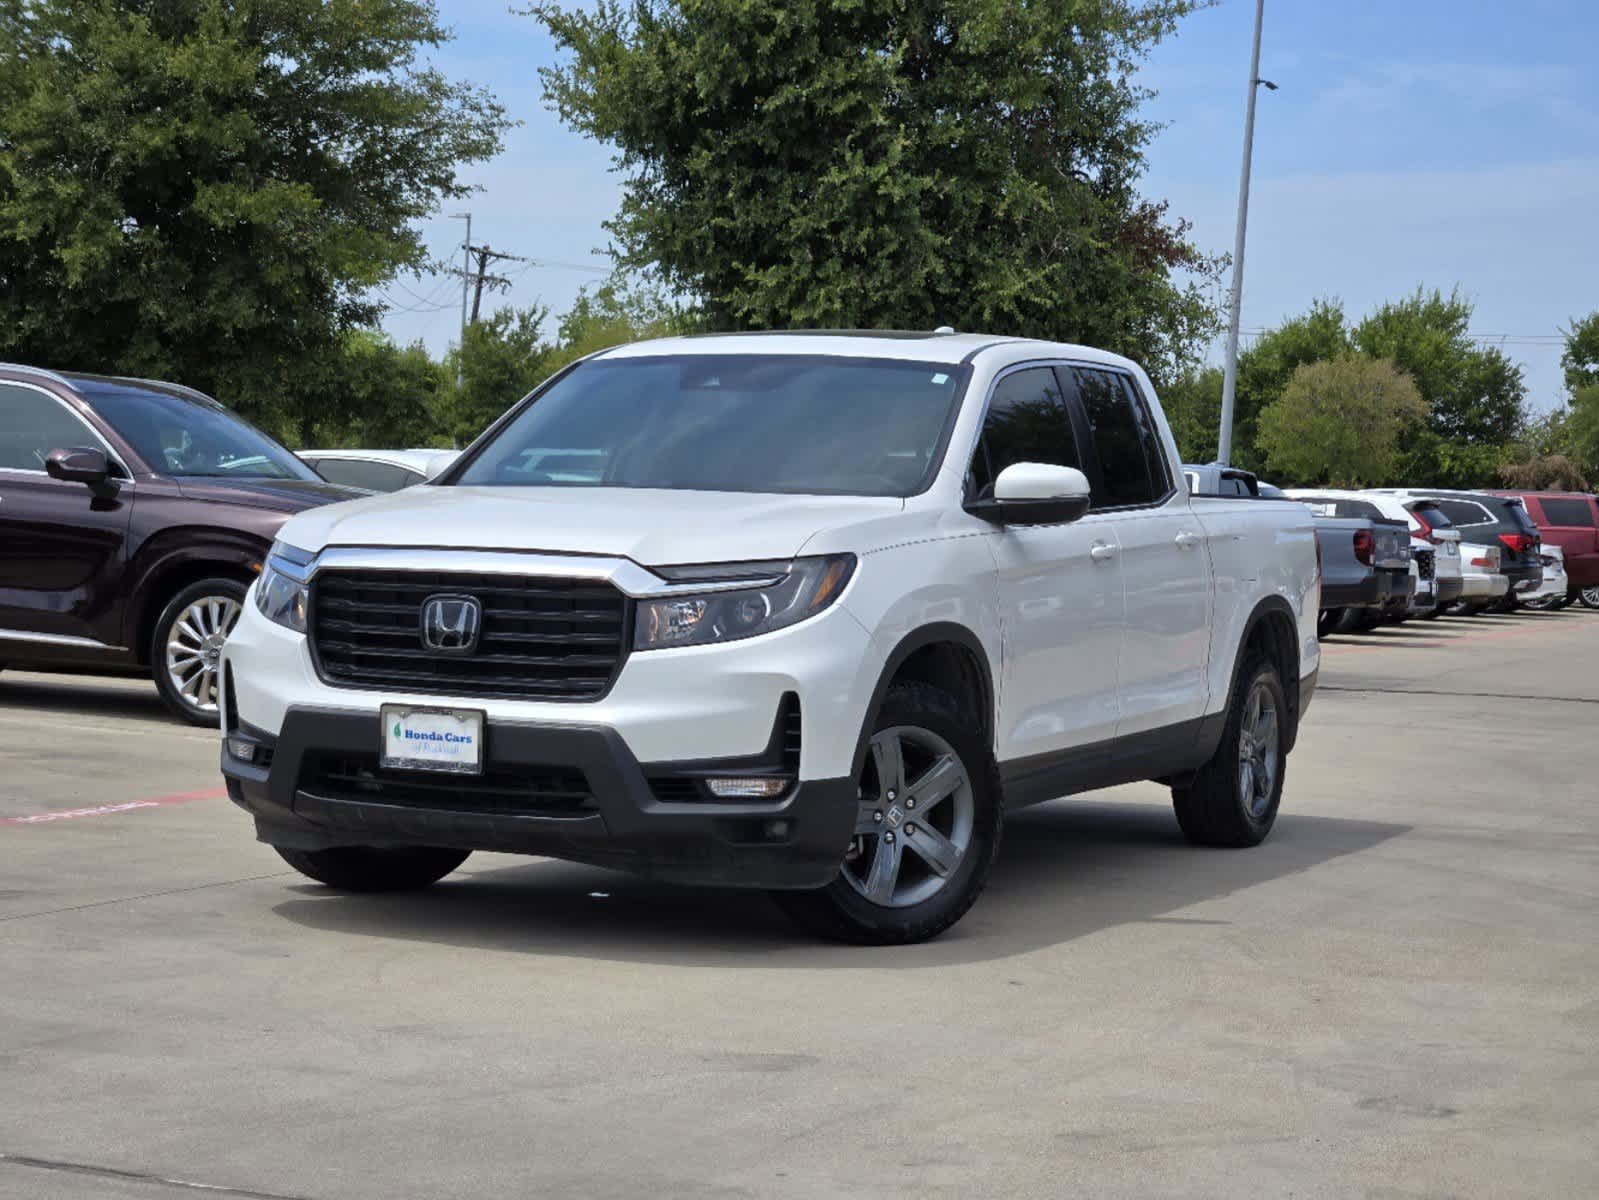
left=1352, top=288, right=1525, bottom=447
left=533, top=0, right=1219, bottom=383
left=1564, top=384, right=1599, bottom=480
left=445, top=306, right=555, bottom=443
left=1256, top=356, right=1427, bottom=487
left=1563, top=310, right=1599, bottom=395
left=1229, top=298, right=1352, bottom=471
left=0, top=0, right=508, bottom=431
left=1159, top=365, right=1222, bottom=465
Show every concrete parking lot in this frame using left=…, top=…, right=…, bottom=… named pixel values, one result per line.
left=3, top=611, right=1596, bottom=1200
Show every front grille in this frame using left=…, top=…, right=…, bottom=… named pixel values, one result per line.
left=311, top=570, right=629, bottom=700
left=1416, top=549, right=1436, bottom=581
left=300, top=752, right=595, bottom=818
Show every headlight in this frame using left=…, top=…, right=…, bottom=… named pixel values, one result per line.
left=635, top=555, right=856, bottom=650
left=255, top=542, right=314, bottom=633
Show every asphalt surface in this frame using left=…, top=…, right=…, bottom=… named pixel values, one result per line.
left=2, top=609, right=1596, bottom=1199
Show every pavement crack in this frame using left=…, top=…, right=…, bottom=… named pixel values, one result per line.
left=0, top=872, right=292, bottom=923
left=1319, top=685, right=1599, bottom=706
left=0, top=1152, right=315, bottom=1200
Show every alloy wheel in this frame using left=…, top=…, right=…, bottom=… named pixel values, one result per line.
left=1237, top=680, right=1280, bottom=818
left=843, top=725, right=976, bottom=909
left=1582, top=586, right=1599, bottom=610
left=165, top=595, right=242, bottom=716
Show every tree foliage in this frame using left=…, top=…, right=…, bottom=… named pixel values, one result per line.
left=1351, top=287, right=1524, bottom=446
left=445, top=306, right=555, bottom=444
left=0, top=0, right=509, bottom=431
left=1564, top=310, right=1599, bottom=395
left=532, top=0, right=1219, bottom=382
left=1498, top=454, right=1589, bottom=492
left=1256, top=356, right=1428, bottom=487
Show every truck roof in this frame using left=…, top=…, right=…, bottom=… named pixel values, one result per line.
left=596, top=330, right=1140, bottom=371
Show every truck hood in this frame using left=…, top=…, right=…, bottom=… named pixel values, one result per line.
left=173, top=476, right=364, bottom=513
left=276, top=485, right=905, bottom=566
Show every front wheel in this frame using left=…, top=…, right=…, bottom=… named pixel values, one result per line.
left=151, top=578, right=247, bottom=725
left=275, top=845, right=471, bottom=891
left=773, top=682, right=1003, bottom=944
left=1172, top=653, right=1287, bottom=847
left=1580, top=586, right=1599, bottom=610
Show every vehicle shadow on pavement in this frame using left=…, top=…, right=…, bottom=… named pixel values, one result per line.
left=270, top=796, right=1408, bottom=967
left=0, top=673, right=178, bottom=727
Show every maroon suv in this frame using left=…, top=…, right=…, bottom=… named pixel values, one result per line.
left=0, top=364, right=357, bottom=723
left=1490, top=490, right=1599, bottom=601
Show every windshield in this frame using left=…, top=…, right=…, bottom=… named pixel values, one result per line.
left=82, top=384, right=317, bottom=481
left=450, top=355, right=968, bottom=497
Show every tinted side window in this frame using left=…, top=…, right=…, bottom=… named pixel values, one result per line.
left=310, top=458, right=416, bottom=492
left=969, top=368, right=1081, bottom=498
left=1410, top=502, right=1453, bottom=529
left=1539, top=498, right=1596, bottom=527
left=1076, top=369, right=1162, bottom=507
left=1434, top=499, right=1491, bottom=528
left=0, top=384, right=101, bottom=472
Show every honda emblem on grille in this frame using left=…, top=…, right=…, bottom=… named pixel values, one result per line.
left=420, top=594, right=481, bottom=653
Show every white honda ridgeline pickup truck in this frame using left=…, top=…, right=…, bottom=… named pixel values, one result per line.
left=221, top=332, right=1320, bottom=943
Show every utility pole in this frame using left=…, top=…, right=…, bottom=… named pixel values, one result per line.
left=462, top=244, right=527, bottom=322
left=448, top=212, right=471, bottom=388
left=1216, top=0, right=1276, bottom=465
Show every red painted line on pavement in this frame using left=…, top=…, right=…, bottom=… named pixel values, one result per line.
left=1, top=786, right=226, bottom=827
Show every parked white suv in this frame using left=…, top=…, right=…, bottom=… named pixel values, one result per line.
left=221, top=333, right=1321, bottom=943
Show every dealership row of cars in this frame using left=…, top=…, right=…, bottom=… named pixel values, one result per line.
left=1184, top=462, right=1597, bottom=634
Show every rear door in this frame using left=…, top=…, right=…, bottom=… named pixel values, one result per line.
left=977, top=366, right=1126, bottom=758
left=1073, top=368, right=1212, bottom=735
left=0, top=381, right=134, bottom=647
left=1529, top=496, right=1599, bottom=587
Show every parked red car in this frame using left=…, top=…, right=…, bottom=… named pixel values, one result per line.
left=1490, top=490, right=1599, bottom=601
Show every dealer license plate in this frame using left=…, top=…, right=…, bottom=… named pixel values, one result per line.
left=380, top=705, right=484, bottom=774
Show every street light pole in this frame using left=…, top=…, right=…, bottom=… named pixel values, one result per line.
left=1217, top=0, right=1273, bottom=465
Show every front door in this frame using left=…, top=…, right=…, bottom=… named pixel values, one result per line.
left=0, top=382, right=133, bottom=647
left=972, top=366, right=1125, bottom=761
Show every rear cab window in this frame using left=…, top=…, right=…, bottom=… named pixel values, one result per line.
left=1075, top=369, right=1169, bottom=509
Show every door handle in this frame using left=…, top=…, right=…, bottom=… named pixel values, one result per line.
left=1089, top=541, right=1117, bottom=562
left=1175, top=530, right=1202, bottom=549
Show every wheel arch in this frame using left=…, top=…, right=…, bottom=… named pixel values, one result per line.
left=1206, top=595, right=1303, bottom=757
left=129, top=533, right=268, bottom=665
left=850, top=622, right=996, bottom=778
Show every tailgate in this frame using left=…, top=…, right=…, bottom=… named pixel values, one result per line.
left=1372, top=519, right=1411, bottom=571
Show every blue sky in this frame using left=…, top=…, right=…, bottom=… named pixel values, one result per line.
left=383, top=0, right=1598, bottom=408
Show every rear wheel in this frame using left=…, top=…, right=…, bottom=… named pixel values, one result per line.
left=1172, top=653, right=1287, bottom=847
left=150, top=578, right=247, bottom=725
left=275, top=845, right=471, bottom=892
left=1581, top=586, right=1599, bottom=610
left=1521, top=592, right=1561, bottom=611
left=1316, top=609, right=1342, bottom=639
left=774, top=681, right=1002, bottom=945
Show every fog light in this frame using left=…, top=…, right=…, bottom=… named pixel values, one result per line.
left=226, top=735, right=258, bottom=764
left=704, top=776, right=790, bottom=799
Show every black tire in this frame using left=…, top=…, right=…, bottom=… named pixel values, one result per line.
left=275, top=845, right=471, bottom=892
left=1316, top=609, right=1342, bottom=639
left=1494, top=590, right=1519, bottom=614
left=1171, top=653, right=1287, bottom=848
left=1521, top=592, right=1561, bottom=611
left=1334, top=607, right=1379, bottom=635
left=150, top=577, right=249, bottom=726
left=773, top=681, right=1003, bottom=945
left=1553, top=593, right=1574, bottom=610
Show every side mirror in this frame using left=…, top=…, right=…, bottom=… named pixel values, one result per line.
left=966, top=462, right=1092, bottom=526
left=45, top=446, right=117, bottom=495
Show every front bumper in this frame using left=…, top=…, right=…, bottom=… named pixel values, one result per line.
left=223, top=707, right=857, bottom=889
